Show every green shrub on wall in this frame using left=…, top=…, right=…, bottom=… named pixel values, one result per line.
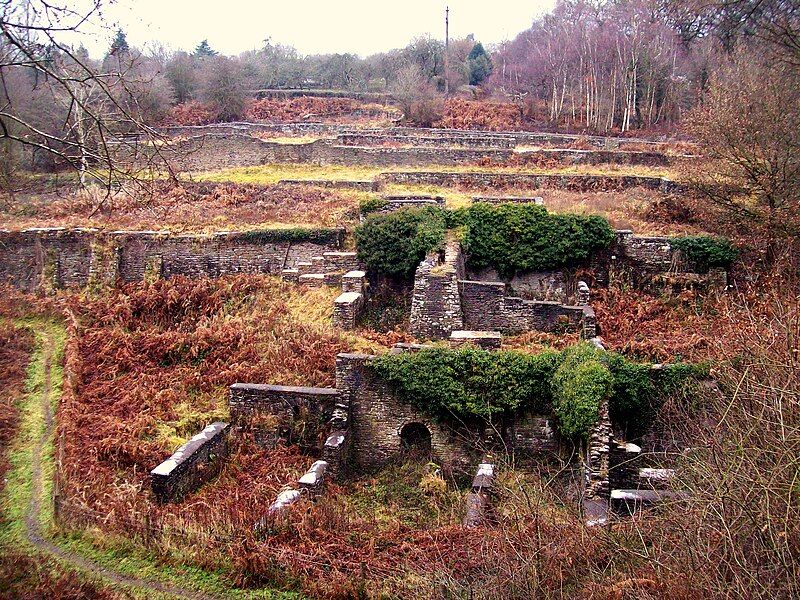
left=606, top=353, right=655, bottom=436
left=355, top=203, right=615, bottom=279
left=670, top=235, right=738, bottom=273
left=355, top=206, right=447, bottom=278
left=370, top=346, right=560, bottom=423
left=370, top=343, right=706, bottom=440
left=551, top=343, right=613, bottom=439
left=456, top=203, right=616, bottom=278
left=358, top=197, right=388, bottom=216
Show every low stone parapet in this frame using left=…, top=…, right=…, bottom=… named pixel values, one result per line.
left=150, top=422, right=230, bottom=503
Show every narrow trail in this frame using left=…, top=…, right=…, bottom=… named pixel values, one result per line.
left=22, top=330, right=221, bottom=600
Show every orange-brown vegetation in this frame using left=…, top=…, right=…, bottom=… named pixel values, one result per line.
left=436, top=98, right=525, bottom=131
left=246, top=97, right=362, bottom=122
left=0, top=321, right=32, bottom=491
left=57, top=276, right=354, bottom=527
left=1, top=181, right=358, bottom=231
left=165, top=101, right=218, bottom=126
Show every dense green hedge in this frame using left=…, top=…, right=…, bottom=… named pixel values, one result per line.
left=453, top=203, right=616, bottom=278
left=671, top=235, right=738, bottom=273
left=354, top=204, right=615, bottom=280
left=370, top=343, right=707, bottom=439
left=355, top=206, right=447, bottom=278
left=370, top=346, right=561, bottom=421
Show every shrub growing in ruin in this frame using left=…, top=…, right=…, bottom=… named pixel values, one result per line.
left=551, top=343, right=613, bottom=439
left=455, top=203, right=615, bottom=278
left=671, top=235, right=738, bottom=273
left=355, top=206, right=447, bottom=278
left=372, top=343, right=705, bottom=439
left=370, top=346, right=560, bottom=423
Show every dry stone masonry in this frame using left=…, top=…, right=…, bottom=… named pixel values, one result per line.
left=150, top=422, right=230, bottom=503
left=0, top=227, right=344, bottom=291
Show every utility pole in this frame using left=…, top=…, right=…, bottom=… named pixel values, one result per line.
left=444, top=5, right=450, bottom=96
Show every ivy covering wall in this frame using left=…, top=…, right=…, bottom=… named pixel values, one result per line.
left=370, top=343, right=707, bottom=439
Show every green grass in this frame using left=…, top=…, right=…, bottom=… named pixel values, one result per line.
left=343, top=460, right=464, bottom=533
left=192, top=162, right=674, bottom=187
left=0, top=318, right=303, bottom=600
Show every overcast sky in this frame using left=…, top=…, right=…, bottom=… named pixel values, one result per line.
left=78, top=0, right=554, bottom=57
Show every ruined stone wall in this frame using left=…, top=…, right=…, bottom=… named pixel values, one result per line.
left=409, top=237, right=465, bottom=340
left=335, top=352, right=558, bottom=471
left=228, top=383, right=339, bottom=451
left=335, top=353, right=478, bottom=470
left=0, top=228, right=95, bottom=292
left=380, top=171, right=677, bottom=192
left=610, top=230, right=728, bottom=291
left=467, top=267, right=573, bottom=302
left=150, top=422, right=230, bottom=503
left=459, top=280, right=587, bottom=335
left=0, top=228, right=343, bottom=291
left=336, top=133, right=517, bottom=149
left=144, top=131, right=672, bottom=172
left=505, top=412, right=558, bottom=456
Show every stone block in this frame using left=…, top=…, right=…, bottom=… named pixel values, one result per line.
left=333, top=291, right=364, bottom=329
left=298, top=460, right=328, bottom=497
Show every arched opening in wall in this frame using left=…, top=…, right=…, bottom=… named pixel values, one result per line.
left=399, top=422, right=432, bottom=459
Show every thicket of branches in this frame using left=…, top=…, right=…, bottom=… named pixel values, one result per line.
left=0, top=0, right=170, bottom=198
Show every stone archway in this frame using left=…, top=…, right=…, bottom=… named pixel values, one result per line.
left=399, top=422, right=432, bottom=458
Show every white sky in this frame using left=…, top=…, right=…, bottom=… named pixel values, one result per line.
left=78, top=0, right=555, bottom=57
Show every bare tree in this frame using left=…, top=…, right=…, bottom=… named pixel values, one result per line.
left=390, top=64, right=443, bottom=127
left=0, top=0, right=170, bottom=210
left=687, top=48, right=800, bottom=257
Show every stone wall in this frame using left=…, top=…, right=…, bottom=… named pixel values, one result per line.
left=150, top=422, right=230, bottom=503
left=337, top=133, right=517, bottom=149
left=0, top=227, right=344, bottom=291
left=380, top=171, right=678, bottom=192
left=459, top=280, right=588, bottom=335
left=409, top=237, right=465, bottom=340
left=228, top=383, right=339, bottom=451
left=335, top=351, right=558, bottom=471
left=335, top=353, right=479, bottom=471
left=466, top=267, right=572, bottom=302
left=143, top=131, right=674, bottom=172
left=153, top=123, right=684, bottom=153
left=0, top=228, right=95, bottom=291
left=611, top=230, right=728, bottom=291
